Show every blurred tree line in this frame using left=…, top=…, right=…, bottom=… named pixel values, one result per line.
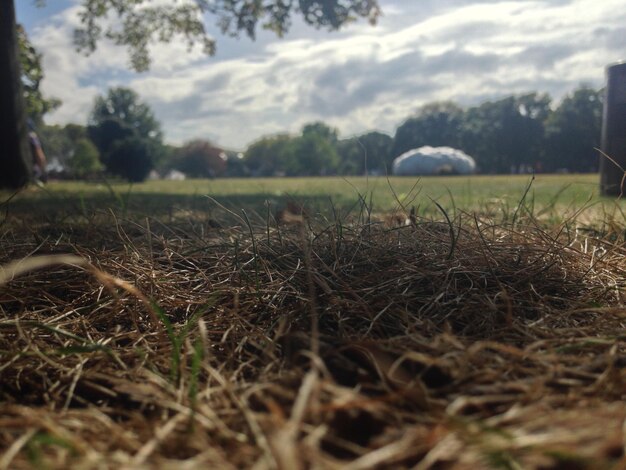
left=390, top=90, right=602, bottom=174
left=37, top=84, right=603, bottom=181
left=241, top=86, right=602, bottom=177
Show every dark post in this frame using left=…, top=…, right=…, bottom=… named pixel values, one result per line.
left=600, top=62, right=626, bottom=196
left=0, top=0, right=31, bottom=189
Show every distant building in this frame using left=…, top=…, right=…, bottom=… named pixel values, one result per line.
left=392, top=146, right=476, bottom=176
left=147, top=169, right=187, bottom=180
left=165, top=169, right=186, bottom=180
left=46, top=157, right=66, bottom=177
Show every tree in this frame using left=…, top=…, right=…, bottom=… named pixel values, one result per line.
left=285, top=122, right=340, bottom=175
left=543, top=86, right=602, bottom=173
left=244, top=134, right=294, bottom=176
left=2, top=0, right=380, bottom=188
left=390, top=102, right=464, bottom=160
left=88, top=87, right=164, bottom=181
left=173, top=140, right=227, bottom=178
left=302, top=122, right=339, bottom=144
left=244, top=123, right=342, bottom=176
left=38, top=124, right=72, bottom=164
left=288, top=133, right=339, bottom=176
left=73, top=1, right=381, bottom=72
left=39, top=123, right=95, bottom=175
left=223, top=151, right=247, bottom=177
left=88, top=118, right=135, bottom=160
left=90, top=87, right=162, bottom=141
left=460, top=93, right=551, bottom=173
left=67, top=138, right=103, bottom=178
left=40, top=123, right=102, bottom=178
left=106, top=137, right=156, bottom=182
left=64, top=123, right=88, bottom=142
left=17, top=24, right=60, bottom=122
left=0, top=1, right=30, bottom=188
left=337, top=131, right=393, bottom=175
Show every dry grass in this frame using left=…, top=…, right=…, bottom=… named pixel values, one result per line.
left=0, top=198, right=625, bottom=469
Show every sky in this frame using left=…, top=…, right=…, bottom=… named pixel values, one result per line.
left=16, top=0, right=626, bottom=150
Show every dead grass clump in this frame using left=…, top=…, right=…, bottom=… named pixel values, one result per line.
left=0, top=208, right=625, bottom=469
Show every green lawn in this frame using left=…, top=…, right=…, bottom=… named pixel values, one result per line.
left=2, top=173, right=623, bottom=224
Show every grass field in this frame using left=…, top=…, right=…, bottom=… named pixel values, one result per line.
left=3, top=173, right=624, bottom=224
left=1, top=173, right=626, bottom=469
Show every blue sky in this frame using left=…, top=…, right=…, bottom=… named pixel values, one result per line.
left=16, top=0, right=626, bottom=150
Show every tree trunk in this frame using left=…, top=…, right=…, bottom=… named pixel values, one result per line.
left=0, top=0, right=31, bottom=189
left=600, top=62, right=626, bottom=196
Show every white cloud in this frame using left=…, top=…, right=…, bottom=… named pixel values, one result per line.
left=25, top=0, right=624, bottom=149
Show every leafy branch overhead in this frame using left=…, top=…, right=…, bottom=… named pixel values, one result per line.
left=17, top=24, right=60, bottom=120
left=50, top=0, right=380, bottom=72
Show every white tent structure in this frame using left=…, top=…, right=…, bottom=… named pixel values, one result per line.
left=392, top=146, right=476, bottom=176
